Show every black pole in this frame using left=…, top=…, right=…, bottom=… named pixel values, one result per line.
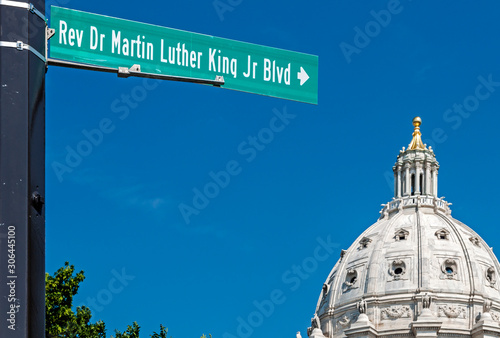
left=0, top=0, right=46, bottom=336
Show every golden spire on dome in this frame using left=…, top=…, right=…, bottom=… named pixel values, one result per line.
left=408, top=116, right=426, bottom=150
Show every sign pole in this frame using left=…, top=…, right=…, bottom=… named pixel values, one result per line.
left=0, top=0, right=46, bottom=336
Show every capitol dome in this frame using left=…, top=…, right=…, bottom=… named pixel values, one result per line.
left=308, top=118, right=500, bottom=338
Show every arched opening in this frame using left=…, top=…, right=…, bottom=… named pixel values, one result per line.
left=419, top=173, right=423, bottom=194
left=411, top=174, right=415, bottom=195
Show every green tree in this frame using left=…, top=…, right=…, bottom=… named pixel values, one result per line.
left=46, top=263, right=209, bottom=338
left=113, top=321, right=140, bottom=338
left=113, top=323, right=177, bottom=338
left=45, top=262, right=106, bottom=338
left=150, top=325, right=170, bottom=338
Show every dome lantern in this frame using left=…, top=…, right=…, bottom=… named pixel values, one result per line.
left=393, top=117, right=440, bottom=200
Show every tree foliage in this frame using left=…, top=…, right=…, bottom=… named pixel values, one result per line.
left=113, top=321, right=140, bottom=338
left=46, top=263, right=210, bottom=338
left=45, top=262, right=105, bottom=338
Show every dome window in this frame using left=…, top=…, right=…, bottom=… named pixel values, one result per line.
left=394, top=229, right=409, bottom=241
left=345, top=268, right=358, bottom=287
left=340, top=249, right=347, bottom=261
left=319, top=283, right=330, bottom=308
left=486, top=267, right=496, bottom=287
left=389, top=260, right=406, bottom=280
left=441, top=259, right=458, bottom=279
left=322, top=283, right=330, bottom=295
left=435, top=228, right=450, bottom=240
left=359, top=237, right=372, bottom=249
left=470, top=236, right=481, bottom=247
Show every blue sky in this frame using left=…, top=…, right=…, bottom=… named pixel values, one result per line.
left=45, top=1, right=500, bottom=337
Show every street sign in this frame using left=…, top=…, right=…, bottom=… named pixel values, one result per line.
left=49, top=6, right=318, bottom=104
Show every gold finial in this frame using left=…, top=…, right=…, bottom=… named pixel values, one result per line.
left=408, top=116, right=426, bottom=150
left=413, top=116, right=421, bottom=128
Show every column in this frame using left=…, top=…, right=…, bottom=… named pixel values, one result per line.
left=394, top=171, right=398, bottom=198
left=405, top=165, right=410, bottom=196
left=397, top=167, right=402, bottom=198
left=415, top=163, right=421, bottom=195
left=433, top=169, right=438, bottom=197
left=425, top=163, right=431, bottom=195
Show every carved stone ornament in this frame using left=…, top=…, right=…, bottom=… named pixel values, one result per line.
left=381, top=305, right=412, bottom=320
left=359, top=237, right=372, bottom=249
left=338, top=314, right=351, bottom=328
left=340, top=249, right=347, bottom=261
left=486, top=267, right=497, bottom=287
left=470, top=236, right=481, bottom=247
left=357, top=298, right=367, bottom=314
left=484, top=299, right=492, bottom=314
left=441, top=258, right=458, bottom=279
left=491, top=310, right=500, bottom=322
left=422, top=293, right=431, bottom=308
left=438, top=305, right=466, bottom=319
left=435, top=228, right=450, bottom=240
left=322, top=283, right=330, bottom=296
left=319, top=283, right=330, bottom=309
left=394, top=228, right=409, bottom=241
left=311, top=313, right=321, bottom=329
left=344, top=268, right=358, bottom=290
left=389, top=259, right=406, bottom=280
left=333, top=313, right=359, bottom=333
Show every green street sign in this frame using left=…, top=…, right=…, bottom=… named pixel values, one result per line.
left=49, top=6, right=318, bottom=104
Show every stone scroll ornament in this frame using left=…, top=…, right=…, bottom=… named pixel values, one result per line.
left=337, top=314, right=351, bottom=327
left=334, top=312, right=359, bottom=332
left=438, top=305, right=466, bottom=319
left=381, top=305, right=412, bottom=320
left=490, top=310, right=500, bottom=322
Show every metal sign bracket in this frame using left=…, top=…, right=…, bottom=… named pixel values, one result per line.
left=47, top=58, right=225, bottom=86
left=0, top=1, right=47, bottom=63
left=0, top=40, right=45, bottom=62
left=0, top=1, right=46, bottom=21
left=118, top=64, right=141, bottom=78
left=46, top=27, right=55, bottom=68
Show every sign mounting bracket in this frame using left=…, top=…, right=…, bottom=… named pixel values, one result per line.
left=47, top=58, right=225, bottom=86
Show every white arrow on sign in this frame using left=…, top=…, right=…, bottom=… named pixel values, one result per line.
left=297, top=67, right=309, bottom=86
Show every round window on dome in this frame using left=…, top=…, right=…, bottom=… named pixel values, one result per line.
left=441, top=259, right=458, bottom=279
left=486, top=267, right=496, bottom=287
left=345, top=269, right=358, bottom=288
left=390, top=260, right=406, bottom=280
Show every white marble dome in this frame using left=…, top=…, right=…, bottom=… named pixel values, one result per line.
left=309, top=118, right=500, bottom=338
